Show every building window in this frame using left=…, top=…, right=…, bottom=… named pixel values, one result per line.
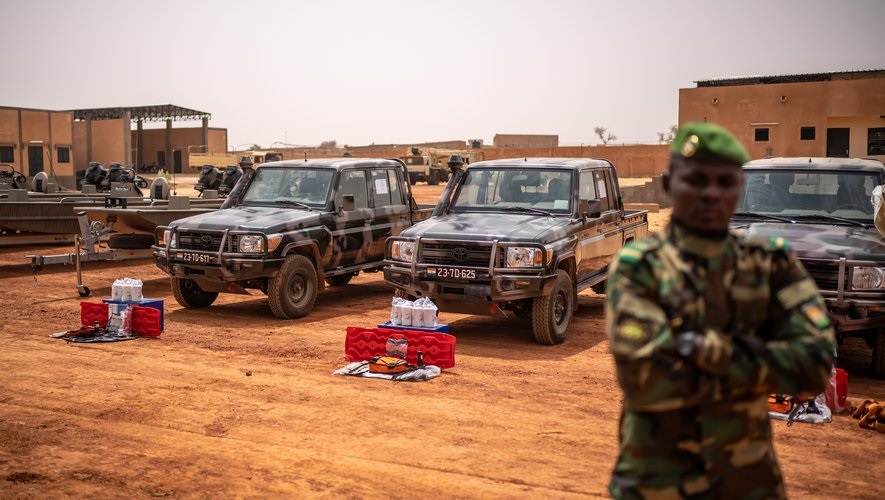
left=57, top=147, right=70, bottom=163
left=754, top=128, right=770, bottom=142
left=0, top=145, right=13, bottom=163
left=800, top=127, right=816, bottom=141
left=869, top=128, right=885, bottom=156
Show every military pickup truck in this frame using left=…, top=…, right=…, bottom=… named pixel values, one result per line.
left=732, top=156, right=885, bottom=378
left=383, top=157, right=649, bottom=344
left=153, top=158, right=433, bottom=318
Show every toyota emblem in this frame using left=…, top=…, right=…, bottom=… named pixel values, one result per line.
left=451, top=247, right=469, bottom=262
left=200, top=234, right=214, bottom=248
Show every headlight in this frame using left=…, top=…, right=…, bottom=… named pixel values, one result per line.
left=506, top=247, right=543, bottom=268
left=239, top=235, right=265, bottom=253
left=391, top=241, right=416, bottom=262
left=852, top=266, right=885, bottom=289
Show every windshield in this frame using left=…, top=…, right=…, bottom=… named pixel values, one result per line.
left=737, top=170, right=881, bottom=221
left=450, top=168, right=573, bottom=214
left=241, top=167, right=333, bottom=207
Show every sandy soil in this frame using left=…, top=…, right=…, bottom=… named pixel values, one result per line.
left=1, top=182, right=882, bottom=498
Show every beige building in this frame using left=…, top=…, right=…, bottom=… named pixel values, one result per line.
left=0, top=104, right=226, bottom=189
left=679, top=69, right=885, bottom=162
left=0, top=105, right=74, bottom=184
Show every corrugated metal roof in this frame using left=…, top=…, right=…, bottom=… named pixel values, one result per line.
left=695, top=69, right=885, bottom=87
left=68, top=104, right=210, bottom=122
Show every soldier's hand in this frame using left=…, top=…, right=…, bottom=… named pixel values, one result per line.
left=674, top=330, right=733, bottom=375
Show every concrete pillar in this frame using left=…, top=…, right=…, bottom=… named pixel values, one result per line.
left=122, top=110, right=132, bottom=167
left=86, top=118, right=93, bottom=163
left=201, top=116, right=209, bottom=153
left=165, top=119, right=174, bottom=173
left=137, top=119, right=144, bottom=168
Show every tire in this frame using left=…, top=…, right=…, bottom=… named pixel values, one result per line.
left=325, top=273, right=354, bottom=287
left=171, top=277, right=218, bottom=308
left=531, top=270, right=574, bottom=344
left=591, top=280, right=606, bottom=295
left=107, top=233, right=155, bottom=249
left=268, top=254, right=318, bottom=319
left=873, top=330, right=885, bottom=379
left=428, top=170, right=441, bottom=186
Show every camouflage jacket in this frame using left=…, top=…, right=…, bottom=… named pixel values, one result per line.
left=605, top=223, right=835, bottom=499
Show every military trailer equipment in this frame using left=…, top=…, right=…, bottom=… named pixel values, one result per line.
left=731, top=156, right=885, bottom=378
left=399, top=150, right=448, bottom=186
left=383, top=157, right=649, bottom=344
left=152, top=158, right=434, bottom=318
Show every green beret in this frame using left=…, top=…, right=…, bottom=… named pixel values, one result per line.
left=671, top=122, right=750, bottom=165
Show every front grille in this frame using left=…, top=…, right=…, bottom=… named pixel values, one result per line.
left=420, top=241, right=502, bottom=267
left=178, top=231, right=227, bottom=252
left=801, top=259, right=840, bottom=291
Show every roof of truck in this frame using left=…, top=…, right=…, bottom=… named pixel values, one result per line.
left=257, top=158, right=403, bottom=169
left=744, top=157, right=885, bottom=172
left=466, top=157, right=614, bottom=170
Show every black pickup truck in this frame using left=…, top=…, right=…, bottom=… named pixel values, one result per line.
left=383, top=157, right=648, bottom=344
left=153, top=158, right=433, bottom=318
left=732, top=157, right=885, bottom=377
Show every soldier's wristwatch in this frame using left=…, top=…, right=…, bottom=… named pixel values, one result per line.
left=676, top=331, right=700, bottom=358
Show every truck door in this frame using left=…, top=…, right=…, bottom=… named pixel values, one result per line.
left=368, top=168, right=411, bottom=260
left=575, top=169, right=623, bottom=281
left=331, top=169, right=372, bottom=267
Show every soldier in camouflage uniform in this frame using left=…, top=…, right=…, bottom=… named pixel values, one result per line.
left=605, top=122, right=835, bottom=499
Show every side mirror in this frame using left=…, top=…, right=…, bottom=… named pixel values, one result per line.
left=340, top=194, right=355, bottom=212
left=578, top=198, right=603, bottom=218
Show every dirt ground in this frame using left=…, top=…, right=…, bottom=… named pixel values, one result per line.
left=1, top=181, right=883, bottom=498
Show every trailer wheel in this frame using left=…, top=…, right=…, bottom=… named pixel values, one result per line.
left=873, top=330, right=885, bottom=379
left=268, top=254, right=317, bottom=319
left=429, top=170, right=441, bottom=185
left=325, top=273, right=354, bottom=287
left=108, top=233, right=155, bottom=249
left=531, top=270, right=573, bottom=345
left=171, top=278, right=218, bottom=308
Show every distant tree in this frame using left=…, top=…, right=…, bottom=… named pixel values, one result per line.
left=319, top=140, right=337, bottom=149
left=251, top=144, right=261, bottom=150
left=594, top=126, right=617, bottom=145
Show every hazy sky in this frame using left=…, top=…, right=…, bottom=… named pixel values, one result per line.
left=5, top=0, right=884, bottom=148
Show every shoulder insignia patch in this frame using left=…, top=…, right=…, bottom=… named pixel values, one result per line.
left=616, top=319, right=649, bottom=342
left=800, top=301, right=831, bottom=329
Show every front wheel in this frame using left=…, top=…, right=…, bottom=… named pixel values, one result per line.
left=171, top=278, right=218, bottom=308
left=531, top=270, right=574, bottom=344
left=268, top=254, right=318, bottom=319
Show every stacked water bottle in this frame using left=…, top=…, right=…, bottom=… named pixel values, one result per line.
left=111, top=277, right=144, bottom=302
left=390, top=296, right=439, bottom=328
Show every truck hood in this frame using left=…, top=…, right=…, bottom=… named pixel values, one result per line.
left=170, top=205, right=322, bottom=233
left=731, top=221, right=885, bottom=260
left=401, top=212, right=573, bottom=243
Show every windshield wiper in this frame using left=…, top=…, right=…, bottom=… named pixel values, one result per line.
left=791, top=214, right=870, bottom=228
left=732, top=212, right=794, bottom=223
left=502, top=206, right=555, bottom=217
left=272, top=200, right=313, bottom=211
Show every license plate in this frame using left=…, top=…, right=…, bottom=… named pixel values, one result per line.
left=176, top=251, right=213, bottom=264
left=428, top=267, right=476, bottom=279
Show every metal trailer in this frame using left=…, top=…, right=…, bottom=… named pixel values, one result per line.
left=28, top=210, right=153, bottom=297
